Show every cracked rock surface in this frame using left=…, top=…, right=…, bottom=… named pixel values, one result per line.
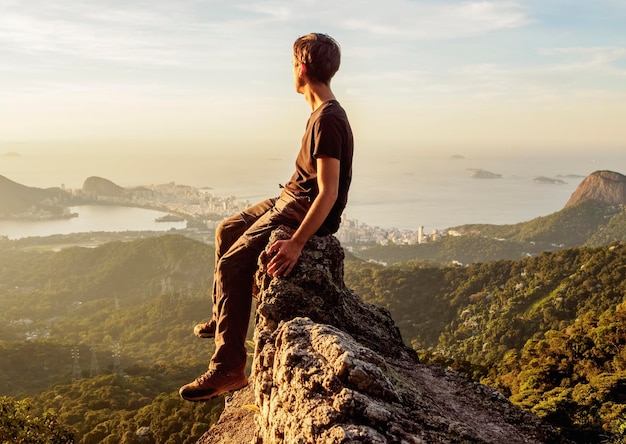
left=198, top=227, right=570, bottom=444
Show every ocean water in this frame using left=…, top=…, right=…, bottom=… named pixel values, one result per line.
left=1, top=148, right=624, bottom=235
left=0, top=205, right=186, bottom=240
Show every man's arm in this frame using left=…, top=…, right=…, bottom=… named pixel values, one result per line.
left=267, top=155, right=340, bottom=277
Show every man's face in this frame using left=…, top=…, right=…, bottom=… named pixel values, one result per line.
left=293, top=57, right=305, bottom=94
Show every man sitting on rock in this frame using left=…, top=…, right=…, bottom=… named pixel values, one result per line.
left=179, top=33, right=354, bottom=402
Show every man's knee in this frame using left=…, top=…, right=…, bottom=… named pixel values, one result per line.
left=216, top=216, right=246, bottom=252
left=218, top=244, right=260, bottom=274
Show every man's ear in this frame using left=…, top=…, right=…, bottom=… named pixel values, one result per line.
left=299, top=62, right=307, bottom=78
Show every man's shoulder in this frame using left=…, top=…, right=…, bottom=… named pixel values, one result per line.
left=316, top=101, right=349, bottom=124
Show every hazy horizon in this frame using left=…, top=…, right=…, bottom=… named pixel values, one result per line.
left=3, top=145, right=624, bottom=232
left=2, top=141, right=622, bottom=189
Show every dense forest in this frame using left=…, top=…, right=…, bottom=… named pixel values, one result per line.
left=1, top=229, right=625, bottom=442
left=345, top=243, right=626, bottom=442
left=0, top=235, right=234, bottom=443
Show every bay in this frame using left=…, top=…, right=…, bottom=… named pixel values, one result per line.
left=0, top=205, right=187, bottom=240
left=2, top=149, right=625, bottom=236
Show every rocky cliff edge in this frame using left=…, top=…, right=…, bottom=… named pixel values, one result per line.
left=565, top=170, right=626, bottom=208
left=198, top=227, right=569, bottom=444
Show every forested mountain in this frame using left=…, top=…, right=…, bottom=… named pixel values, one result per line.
left=345, top=242, right=626, bottom=442
left=0, top=174, right=70, bottom=216
left=0, top=235, right=225, bottom=443
left=2, top=235, right=626, bottom=442
left=0, top=234, right=213, bottom=324
left=354, top=171, right=626, bottom=266
left=354, top=199, right=626, bottom=265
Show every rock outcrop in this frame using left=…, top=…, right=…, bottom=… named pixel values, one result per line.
left=198, top=227, right=570, bottom=443
left=565, top=170, right=626, bottom=208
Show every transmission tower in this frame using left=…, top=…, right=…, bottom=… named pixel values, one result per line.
left=89, top=347, right=100, bottom=378
left=112, top=341, right=123, bottom=376
left=71, top=347, right=81, bottom=381
left=161, top=277, right=172, bottom=293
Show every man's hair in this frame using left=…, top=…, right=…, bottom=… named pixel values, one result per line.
left=293, top=33, right=341, bottom=85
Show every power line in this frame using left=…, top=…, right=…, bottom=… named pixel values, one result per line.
left=71, top=346, right=81, bottom=381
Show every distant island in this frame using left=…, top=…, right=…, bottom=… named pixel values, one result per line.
left=450, top=154, right=465, bottom=160
left=533, top=176, right=566, bottom=184
left=557, top=174, right=585, bottom=179
left=2, top=152, right=21, bottom=158
left=468, top=169, right=502, bottom=179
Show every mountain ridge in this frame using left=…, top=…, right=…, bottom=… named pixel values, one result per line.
left=0, top=174, right=69, bottom=216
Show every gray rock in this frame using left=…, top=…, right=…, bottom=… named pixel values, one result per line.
left=198, top=226, right=570, bottom=444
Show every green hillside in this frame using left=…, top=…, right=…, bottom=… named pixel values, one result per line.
left=0, top=234, right=213, bottom=322
left=0, top=174, right=70, bottom=216
left=3, top=234, right=626, bottom=442
left=0, top=235, right=228, bottom=443
left=345, top=242, right=626, bottom=442
left=352, top=200, right=625, bottom=265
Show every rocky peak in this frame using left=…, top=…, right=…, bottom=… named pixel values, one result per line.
left=565, top=170, right=626, bottom=208
left=82, top=176, right=125, bottom=197
left=198, top=227, right=570, bottom=443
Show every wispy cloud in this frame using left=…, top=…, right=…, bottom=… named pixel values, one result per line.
left=344, top=44, right=626, bottom=103
left=0, top=1, right=266, bottom=68
left=2, top=0, right=625, bottom=148
left=242, top=1, right=531, bottom=39
left=540, top=46, right=626, bottom=70
left=341, top=1, right=530, bottom=39
left=0, top=1, right=533, bottom=74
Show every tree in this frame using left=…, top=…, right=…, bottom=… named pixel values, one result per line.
left=0, top=397, right=74, bottom=444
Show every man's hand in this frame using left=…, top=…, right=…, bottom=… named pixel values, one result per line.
left=267, top=156, right=340, bottom=278
left=267, top=238, right=304, bottom=278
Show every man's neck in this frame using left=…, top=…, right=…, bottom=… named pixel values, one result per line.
left=302, top=83, right=336, bottom=111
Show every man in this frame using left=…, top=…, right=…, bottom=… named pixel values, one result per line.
left=179, top=33, right=354, bottom=402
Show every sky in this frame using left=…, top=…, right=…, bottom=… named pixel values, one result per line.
left=1, top=0, right=625, bottom=161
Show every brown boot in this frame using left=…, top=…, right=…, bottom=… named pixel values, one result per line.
left=193, top=319, right=216, bottom=338
left=179, top=369, right=248, bottom=402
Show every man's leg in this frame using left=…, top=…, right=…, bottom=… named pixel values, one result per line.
left=181, top=214, right=275, bottom=401
left=213, top=197, right=311, bottom=370
left=180, top=197, right=310, bottom=401
left=194, top=198, right=276, bottom=339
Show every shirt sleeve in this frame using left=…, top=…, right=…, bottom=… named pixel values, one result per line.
left=312, top=114, right=343, bottom=161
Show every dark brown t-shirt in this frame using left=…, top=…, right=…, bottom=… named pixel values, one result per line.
left=281, top=100, right=353, bottom=235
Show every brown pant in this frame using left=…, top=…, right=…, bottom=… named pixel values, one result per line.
left=209, top=195, right=311, bottom=372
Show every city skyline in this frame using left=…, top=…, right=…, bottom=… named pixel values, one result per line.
left=1, top=0, right=625, bottom=161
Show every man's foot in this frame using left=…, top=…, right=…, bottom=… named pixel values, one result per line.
left=179, top=369, right=248, bottom=402
left=193, top=319, right=216, bottom=338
